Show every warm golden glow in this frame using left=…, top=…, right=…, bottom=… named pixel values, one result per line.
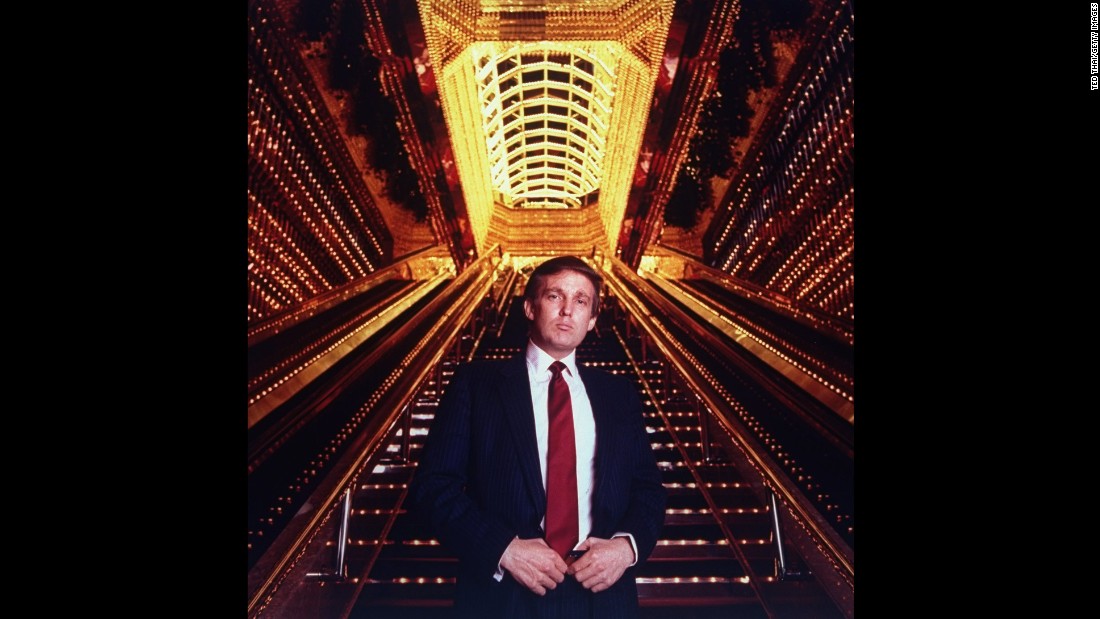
left=474, top=41, right=614, bottom=210
left=416, top=0, right=674, bottom=256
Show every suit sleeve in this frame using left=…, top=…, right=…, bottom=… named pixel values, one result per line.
left=609, top=375, right=667, bottom=564
left=407, top=364, right=517, bottom=579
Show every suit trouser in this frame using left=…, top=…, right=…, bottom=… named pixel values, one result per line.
left=535, top=575, right=593, bottom=619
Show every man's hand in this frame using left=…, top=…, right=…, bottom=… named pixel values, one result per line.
left=567, top=536, right=635, bottom=592
left=499, top=537, right=569, bottom=595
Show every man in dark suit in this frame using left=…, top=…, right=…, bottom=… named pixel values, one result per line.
left=409, top=255, right=667, bottom=619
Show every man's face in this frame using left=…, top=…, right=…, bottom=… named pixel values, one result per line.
left=524, top=269, right=598, bottom=359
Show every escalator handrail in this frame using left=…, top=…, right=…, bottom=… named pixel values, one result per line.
left=648, top=243, right=853, bottom=346
left=248, top=245, right=451, bottom=346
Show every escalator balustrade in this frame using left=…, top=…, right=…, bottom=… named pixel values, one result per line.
left=249, top=276, right=851, bottom=619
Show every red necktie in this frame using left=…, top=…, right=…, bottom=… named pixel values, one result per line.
left=545, top=361, right=578, bottom=561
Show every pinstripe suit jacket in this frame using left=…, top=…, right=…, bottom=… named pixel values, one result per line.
left=409, top=353, right=667, bottom=619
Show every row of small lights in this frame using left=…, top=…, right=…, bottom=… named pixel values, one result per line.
left=664, top=481, right=747, bottom=489
left=710, top=14, right=853, bottom=252
left=673, top=281, right=853, bottom=400
left=764, top=117, right=853, bottom=291
left=247, top=15, right=387, bottom=323
left=352, top=575, right=762, bottom=585
left=248, top=309, right=384, bottom=404
left=664, top=507, right=765, bottom=516
left=729, top=105, right=853, bottom=321
left=711, top=10, right=855, bottom=324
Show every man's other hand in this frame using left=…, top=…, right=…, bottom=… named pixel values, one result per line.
left=500, top=537, right=569, bottom=595
left=567, top=536, right=634, bottom=593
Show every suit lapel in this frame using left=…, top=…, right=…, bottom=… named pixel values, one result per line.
left=498, top=354, right=546, bottom=516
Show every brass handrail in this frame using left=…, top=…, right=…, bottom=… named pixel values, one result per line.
left=648, top=243, right=853, bottom=346
left=246, top=243, right=448, bottom=347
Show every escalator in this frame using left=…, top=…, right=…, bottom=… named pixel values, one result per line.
left=249, top=271, right=850, bottom=618
left=247, top=279, right=449, bottom=570
left=613, top=272, right=855, bottom=554
left=675, top=277, right=853, bottom=396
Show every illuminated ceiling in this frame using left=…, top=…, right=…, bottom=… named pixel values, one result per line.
left=416, top=0, right=675, bottom=256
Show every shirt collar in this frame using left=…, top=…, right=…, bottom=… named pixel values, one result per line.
left=525, top=340, right=578, bottom=381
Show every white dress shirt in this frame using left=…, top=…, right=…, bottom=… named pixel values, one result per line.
left=526, top=343, right=597, bottom=545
